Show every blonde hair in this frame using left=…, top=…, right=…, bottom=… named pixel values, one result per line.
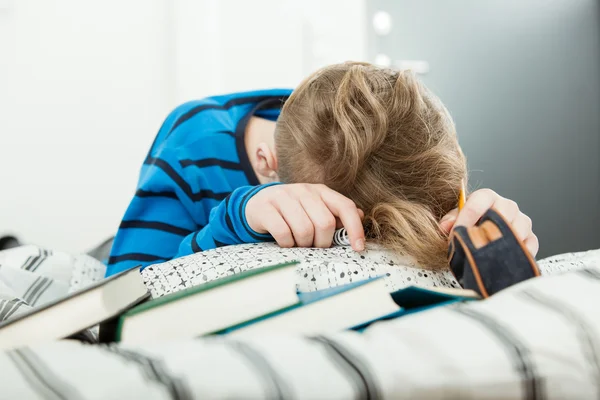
left=275, top=62, right=467, bottom=268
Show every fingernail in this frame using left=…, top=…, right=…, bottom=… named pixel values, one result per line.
left=355, top=239, right=365, bottom=252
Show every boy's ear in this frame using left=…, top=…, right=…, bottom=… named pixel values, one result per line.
left=255, top=142, right=279, bottom=180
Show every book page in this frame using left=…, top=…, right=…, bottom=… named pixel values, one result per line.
left=141, top=244, right=600, bottom=299
left=141, top=243, right=460, bottom=298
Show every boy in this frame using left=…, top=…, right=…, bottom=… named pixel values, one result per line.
left=107, top=65, right=537, bottom=277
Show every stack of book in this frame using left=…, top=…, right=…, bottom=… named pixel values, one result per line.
left=0, top=261, right=478, bottom=350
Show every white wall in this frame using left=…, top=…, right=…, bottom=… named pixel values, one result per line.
left=172, top=0, right=367, bottom=102
left=0, top=0, right=366, bottom=252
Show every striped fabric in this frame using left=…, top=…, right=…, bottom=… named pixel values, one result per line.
left=1, top=264, right=599, bottom=399
left=107, top=89, right=292, bottom=276
left=0, top=245, right=106, bottom=323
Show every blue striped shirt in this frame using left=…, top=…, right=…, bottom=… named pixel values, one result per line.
left=106, top=89, right=292, bottom=277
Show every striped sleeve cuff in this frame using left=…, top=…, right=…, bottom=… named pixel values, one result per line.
left=215, top=182, right=282, bottom=244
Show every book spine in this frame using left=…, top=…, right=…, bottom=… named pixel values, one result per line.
left=100, top=293, right=151, bottom=343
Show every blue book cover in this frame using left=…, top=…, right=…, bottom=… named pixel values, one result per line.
left=351, top=298, right=466, bottom=332
left=350, top=286, right=478, bottom=332
left=216, top=278, right=477, bottom=336
left=390, top=285, right=478, bottom=309
left=296, top=276, right=382, bottom=304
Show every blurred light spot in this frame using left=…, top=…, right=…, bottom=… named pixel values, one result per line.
left=374, top=53, right=392, bottom=67
left=395, top=60, right=430, bottom=74
left=372, top=11, right=392, bottom=36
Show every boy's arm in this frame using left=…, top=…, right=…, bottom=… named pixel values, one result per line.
left=178, top=182, right=370, bottom=258
left=107, top=156, right=279, bottom=277
left=107, top=94, right=289, bottom=277
left=106, top=147, right=203, bottom=276
left=175, top=183, right=280, bottom=258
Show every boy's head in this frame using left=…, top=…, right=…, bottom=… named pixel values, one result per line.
left=274, top=61, right=467, bottom=267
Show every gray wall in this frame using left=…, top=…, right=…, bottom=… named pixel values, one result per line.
left=368, top=0, right=600, bottom=258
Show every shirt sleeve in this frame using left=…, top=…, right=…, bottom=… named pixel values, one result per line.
left=107, top=145, right=280, bottom=277
left=106, top=146, right=203, bottom=276
left=175, top=183, right=281, bottom=258
left=107, top=96, right=282, bottom=278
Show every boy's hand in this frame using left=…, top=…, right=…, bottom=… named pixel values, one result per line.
left=439, top=188, right=539, bottom=256
left=245, top=184, right=365, bottom=252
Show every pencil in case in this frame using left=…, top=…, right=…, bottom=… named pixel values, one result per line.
left=448, top=208, right=540, bottom=298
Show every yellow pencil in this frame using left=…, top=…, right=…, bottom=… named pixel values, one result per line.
left=458, top=181, right=466, bottom=211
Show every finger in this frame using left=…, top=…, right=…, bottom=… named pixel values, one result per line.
left=335, top=209, right=364, bottom=229
left=319, top=188, right=365, bottom=251
left=524, top=234, right=539, bottom=257
left=453, top=189, right=498, bottom=228
left=300, top=195, right=336, bottom=248
left=439, top=208, right=459, bottom=233
left=492, top=198, right=520, bottom=224
left=261, top=204, right=295, bottom=248
left=510, top=213, right=533, bottom=242
left=274, top=193, right=315, bottom=248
